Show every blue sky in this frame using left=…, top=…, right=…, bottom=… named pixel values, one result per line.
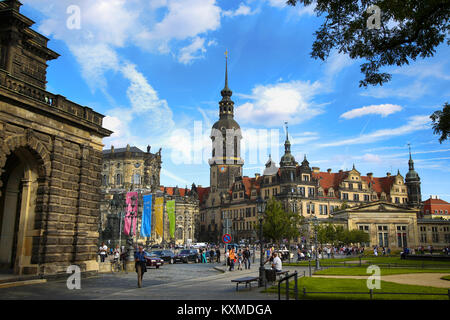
left=21, top=0, right=450, bottom=200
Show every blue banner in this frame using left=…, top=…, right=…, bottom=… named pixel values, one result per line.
left=140, top=194, right=152, bottom=237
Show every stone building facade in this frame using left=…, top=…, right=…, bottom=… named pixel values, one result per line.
left=0, top=1, right=111, bottom=276
left=99, top=146, right=199, bottom=247
left=101, top=144, right=162, bottom=191
left=197, top=58, right=447, bottom=250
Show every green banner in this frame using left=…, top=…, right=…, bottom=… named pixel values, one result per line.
left=166, top=200, right=176, bottom=239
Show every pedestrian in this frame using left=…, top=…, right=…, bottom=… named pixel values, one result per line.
left=202, top=250, right=207, bottom=263
left=113, top=245, right=120, bottom=263
left=243, top=247, right=251, bottom=269
left=216, top=247, right=221, bottom=263
left=229, top=248, right=236, bottom=271
left=237, top=249, right=243, bottom=270
left=120, top=249, right=129, bottom=272
left=374, top=246, right=378, bottom=257
left=99, top=242, right=108, bottom=262
left=387, top=247, right=391, bottom=255
left=134, top=246, right=147, bottom=288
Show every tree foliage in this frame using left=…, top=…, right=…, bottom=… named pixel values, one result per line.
left=315, top=223, right=369, bottom=246
left=430, top=102, right=450, bottom=143
left=287, top=0, right=450, bottom=87
left=263, top=198, right=303, bottom=244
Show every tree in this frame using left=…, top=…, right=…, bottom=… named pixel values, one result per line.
left=287, top=0, right=450, bottom=87
left=263, top=198, right=302, bottom=245
left=430, top=102, right=450, bottom=143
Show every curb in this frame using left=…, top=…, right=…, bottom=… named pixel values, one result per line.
left=0, top=279, right=47, bottom=289
left=213, top=267, right=227, bottom=273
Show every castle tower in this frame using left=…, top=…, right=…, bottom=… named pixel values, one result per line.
left=208, top=51, right=243, bottom=193
left=405, top=144, right=422, bottom=207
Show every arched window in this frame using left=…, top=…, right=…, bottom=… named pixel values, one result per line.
left=133, top=173, right=141, bottom=185
left=116, top=174, right=121, bottom=185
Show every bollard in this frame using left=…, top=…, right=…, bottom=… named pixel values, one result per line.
left=286, top=277, right=289, bottom=301
left=294, top=272, right=298, bottom=300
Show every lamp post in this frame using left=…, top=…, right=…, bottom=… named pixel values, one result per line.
left=126, top=194, right=138, bottom=262
left=312, top=215, right=320, bottom=270
left=256, top=196, right=266, bottom=287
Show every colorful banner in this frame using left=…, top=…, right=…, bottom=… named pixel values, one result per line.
left=124, top=192, right=138, bottom=236
left=154, top=197, right=164, bottom=237
left=166, top=200, right=175, bottom=239
left=140, top=194, right=152, bottom=237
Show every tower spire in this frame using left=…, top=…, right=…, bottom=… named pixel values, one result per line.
left=224, top=49, right=229, bottom=90
left=219, top=50, right=233, bottom=118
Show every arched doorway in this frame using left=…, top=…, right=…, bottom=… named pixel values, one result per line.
left=0, top=147, right=41, bottom=275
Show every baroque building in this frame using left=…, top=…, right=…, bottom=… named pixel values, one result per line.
left=197, top=57, right=449, bottom=249
left=99, top=146, right=200, bottom=247
left=0, top=0, right=111, bottom=276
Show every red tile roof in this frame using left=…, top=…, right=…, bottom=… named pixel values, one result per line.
left=313, top=171, right=396, bottom=196
left=423, top=198, right=450, bottom=205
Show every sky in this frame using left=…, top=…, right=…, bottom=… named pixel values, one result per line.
left=20, top=0, right=450, bottom=201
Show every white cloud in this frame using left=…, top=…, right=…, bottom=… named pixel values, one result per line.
left=361, top=81, right=429, bottom=100
left=361, top=153, right=383, bottom=164
left=340, top=104, right=403, bottom=120
left=223, top=3, right=256, bottom=17
left=235, top=80, right=323, bottom=126
left=320, top=115, right=430, bottom=147
left=178, top=37, right=207, bottom=64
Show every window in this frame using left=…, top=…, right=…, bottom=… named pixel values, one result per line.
left=319, top=205, right=328, bottom=215
left=377, top=225, right=389, bottom=247
left=432, top=227, right=439, bottom=243
left=395, top=197, right=400, bottom=204
left=132, top=173, right=141, bottom=184
left=342, top=193, right=348, bottom=200
left=353, top=194, right=359, bottom=201
left=349, top=183, right=353, bottom=190
left=116, top=174, right=121, bottom=185
left=308, top=188, right=315, bottom=197
left=364, top=195, right=370, bottom=202
left=303, top=175, right=309, bottom=182
left=298, top=187, right=305, bottom=196
left=329, top=191, right=334, bottom=197
left=396, top=226, right=407, bottom=247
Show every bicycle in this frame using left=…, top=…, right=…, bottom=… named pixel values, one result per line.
left=111, top=258, right=121, bottom=273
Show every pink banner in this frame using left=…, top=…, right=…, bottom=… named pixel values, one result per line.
left=124, top=192, right=138, bottom=236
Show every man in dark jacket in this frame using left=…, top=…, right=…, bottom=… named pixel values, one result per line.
left=243, top=247, right=251, bottom=269
left=215, top=247, right=221, bottom=263
left=134, top=246, right=147, bottom=288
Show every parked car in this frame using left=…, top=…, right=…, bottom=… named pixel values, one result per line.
left=144, top=251, right=164, bottom=268
left=174, top=249, right=199, bottom=263
left=150, top=250, right=175, bottom=264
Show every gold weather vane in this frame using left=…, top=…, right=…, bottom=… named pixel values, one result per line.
left=225, top=49, right=228, bottom=59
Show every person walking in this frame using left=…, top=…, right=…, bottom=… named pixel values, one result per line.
left=229, top=248, right=236, bottom=271
left=243, top=247, right=251, bottom=269
left=237, top=249, right=243, bottom=270
left=99, top=242, right=108, bottom=263
left=134, top=246, right=147, bottom=288
left=216, top=247, right=221, bottom=263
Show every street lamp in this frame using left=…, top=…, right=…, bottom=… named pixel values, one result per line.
left=256, top=196, right=266, bottom=287
left=312, top=215, right=320, bottom=270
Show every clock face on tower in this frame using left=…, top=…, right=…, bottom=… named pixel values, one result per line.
left=219, top=166, right=227, bottom=173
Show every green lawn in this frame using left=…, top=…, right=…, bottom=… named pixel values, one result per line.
left=314, top=267, right=450, bottom=276
left=265, top=277, right=449, bottom=300
left=285, top=256, right=450, bottom=268
left=441, top=275, right=450, bottom=281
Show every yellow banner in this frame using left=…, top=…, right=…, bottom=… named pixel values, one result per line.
left=154, top=197, right=164, bottom=237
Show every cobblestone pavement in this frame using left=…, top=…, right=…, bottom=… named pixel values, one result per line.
left=0, top=262, right=309, bottom=300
